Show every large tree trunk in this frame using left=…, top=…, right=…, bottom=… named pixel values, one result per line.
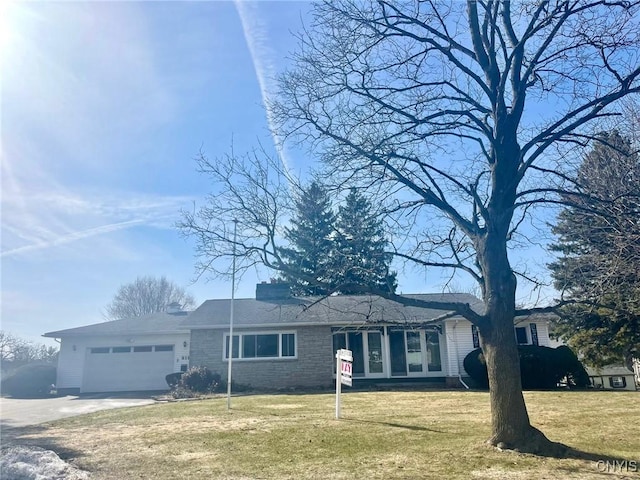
left=477, top=228, right=565, bottom=455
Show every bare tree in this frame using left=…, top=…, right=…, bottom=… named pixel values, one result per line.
left=0, top=331, right=25, bottom=364
left=0, top=331, right=59, bottom=369
left=181, top=1, right=640, bottom=455
left=104, top=276, right=196, bottom=320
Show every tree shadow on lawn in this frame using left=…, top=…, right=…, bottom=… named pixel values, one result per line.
left=543, top=443, right=634, bottom=464
left=341, top=418, right=629, bottom=463
left=342, top=417, right=446, bottom=433
left=1, top=423, right=87, bottom=463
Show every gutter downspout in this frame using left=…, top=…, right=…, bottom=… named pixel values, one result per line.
left=452, top=320, right=470, bottom=389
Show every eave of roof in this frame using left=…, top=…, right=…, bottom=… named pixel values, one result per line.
left=585, top=365, right=635, bottom=376
left=183, top=293, right=485, bottom=330
left=43, top=312, right=190, bottom=338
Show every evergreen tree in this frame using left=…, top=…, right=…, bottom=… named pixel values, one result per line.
left=282, top=182, right=336, bottom=295
left=549, top=131, right=640, bottom=366
left=333, top=189, right=397, bottom=294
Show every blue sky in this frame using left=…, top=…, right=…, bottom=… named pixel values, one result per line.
left=1, top=1, right=559, bottom=347
left=1, top=1, right=319, bottom=345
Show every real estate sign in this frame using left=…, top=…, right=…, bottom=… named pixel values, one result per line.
left=335, top=348, right=353, bottom=419
left=339, top=349, right=353, bottom=387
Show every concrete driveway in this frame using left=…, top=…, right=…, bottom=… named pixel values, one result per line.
left=0, top=393, right=158, bottom=429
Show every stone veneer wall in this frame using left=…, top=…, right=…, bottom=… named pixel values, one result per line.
left=189, top=325, right=334, bottom=390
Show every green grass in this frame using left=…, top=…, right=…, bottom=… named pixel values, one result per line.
left=11, top=390, right=640, bottom=479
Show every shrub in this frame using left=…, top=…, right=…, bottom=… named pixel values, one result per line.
left=1, top=363, right=56, bottom=398
left=463, top=345, right=589, bottom=390
left=462, top=348, right=489, bottom=388
left=177, top=366, right=224, bottom=394
left=165, top=372, right=184, bottom=389
left=518, top=345, right=559, bottom=389
left=554, top=345, right=590, bottom=388
left=170, top=386, right=198, bottom=399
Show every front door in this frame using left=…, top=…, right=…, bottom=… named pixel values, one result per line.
left=333, top=329, right=384, bottom=378
left=388, top=329, right=442, bottom=377
left=347, top=332, right=365, bottom=377
left=389, top=330, right=407, bottom=376
left=366, top=330, right=384, bottom=377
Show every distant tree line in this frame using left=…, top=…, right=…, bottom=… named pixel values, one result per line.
left=0, top=331, right=58, bottom=374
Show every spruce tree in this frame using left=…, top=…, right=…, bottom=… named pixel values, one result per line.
left=282, top=181, right=336, bottom=295
left=333, top=188, right=397, bottom=294
left=549, top=131, right=640, bottom=366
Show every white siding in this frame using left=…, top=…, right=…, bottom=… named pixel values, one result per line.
left=533, top=321, right=550, bottom=347
left=443, top=320, right=476, bottom=377
left=442, top=319, right=552, bottom=378
left=56, top=340, right=85, bottom=389
left=55, top=333, right=189, bottom=391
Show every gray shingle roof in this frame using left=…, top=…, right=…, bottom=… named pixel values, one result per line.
left=183, top=293, right=484, bottom=330
left=43, top=311, right=190, bottom=338
left=585, top=365, right=635, bottom=376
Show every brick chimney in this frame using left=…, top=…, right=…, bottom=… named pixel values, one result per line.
left=255, top=280, right=291, bottom=300
left=165, top=302, right=185, bottom=315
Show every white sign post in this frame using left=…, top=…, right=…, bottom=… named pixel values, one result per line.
left=335, top=349, right=353, bottom=419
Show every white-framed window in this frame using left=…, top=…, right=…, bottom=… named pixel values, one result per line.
left=89, top=345, right=173, bottom=354
left=515, top=327, right=529, bottom=344
left=223, top=332, right=297, bottom=360
left=90, top=347, right=110, bottom=354
left=609, top=376, right=627, bottom=388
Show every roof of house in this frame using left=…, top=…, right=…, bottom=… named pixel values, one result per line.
left=43, top=311, right=190, bottom=338
left=585, top=365, right=635, bottom=377
left=183, top=293, right=485, bottom=330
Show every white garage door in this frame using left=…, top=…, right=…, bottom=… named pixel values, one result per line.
left=82, top=344, right=175, bottom=393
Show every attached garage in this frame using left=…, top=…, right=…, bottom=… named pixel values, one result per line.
left=44, top=311, right=191, bottom=394
left=81, top=344, right=176, bottom=393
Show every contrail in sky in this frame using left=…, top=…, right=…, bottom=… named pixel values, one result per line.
left=234, top=1, right=292, bottom=177
left=0, top=219, right=145, bottom=258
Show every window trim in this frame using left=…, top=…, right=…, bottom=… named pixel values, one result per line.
left=133, top=346, right=153, bottom=353
left=112, top=346, right=132, bottom=353
left=154, top=345, right=174, bottom=352
left=223, top=331, right=297, bottom=361
left=90, top=347, right=110, bottom=354
left=514, top=326, right=529, bottom=345
left=609, top=376, right=627, bottom=389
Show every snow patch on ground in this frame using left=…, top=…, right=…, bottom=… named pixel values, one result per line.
left=1, top=445, right=89, bottom=480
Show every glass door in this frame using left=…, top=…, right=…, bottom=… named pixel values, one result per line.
left=406, top=331, right=424, bottom=374
left=333, top=330, right=383, bottom=378
left=366, top=331, right=384, bottom=376
left=426, top=331, right=442, bottom=372
left=389, top=330, right=407, bottom=376
left=389, top=329, right=433, bottom=377
left=347, top=332, right=365, bottom=377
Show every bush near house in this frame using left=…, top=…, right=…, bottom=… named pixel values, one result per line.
left=463, top=345, right=590, bottom=389
left=169, top=366, right=225, bottom=398
left=0, top=363, right=57, bottom=398
left=165, top=372, right=184, bottom=389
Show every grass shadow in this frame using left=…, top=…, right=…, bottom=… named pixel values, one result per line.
left=1, top=424, right=87, bottom=463
left=561, top=446, right=634, bottom=464
left=343, top=417, right=446, bottom=433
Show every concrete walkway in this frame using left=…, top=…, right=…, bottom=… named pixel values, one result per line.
left=0, top=393, right=157, bottom=429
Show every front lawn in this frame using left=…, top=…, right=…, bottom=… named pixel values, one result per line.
left=9, top=390, right=640, bottom=479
